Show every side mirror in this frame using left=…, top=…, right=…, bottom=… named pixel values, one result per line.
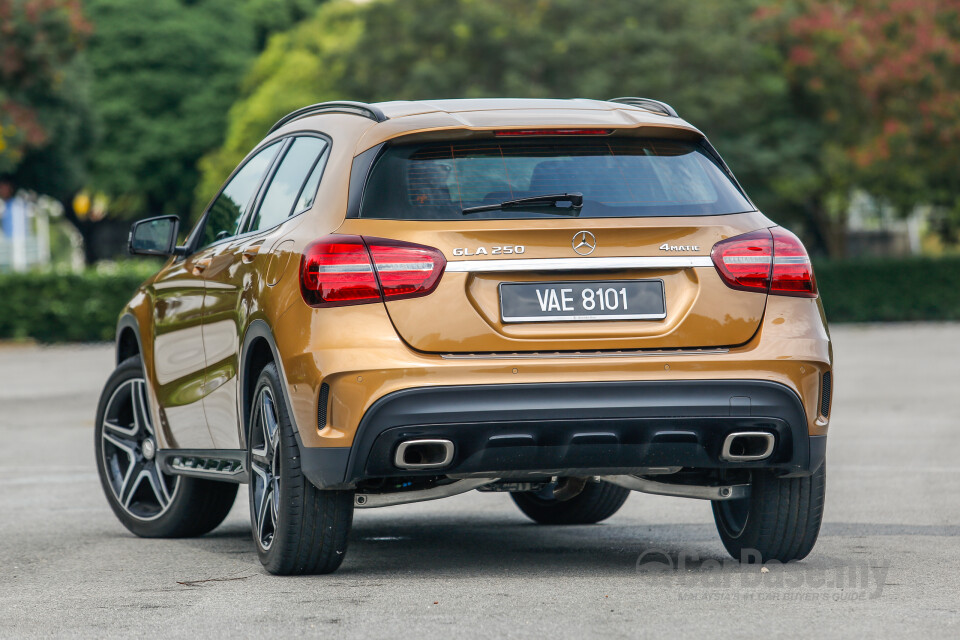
left=129, top=215, right=181, bottom=256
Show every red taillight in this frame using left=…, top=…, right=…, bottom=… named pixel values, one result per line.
left=494, top=128, right=612, bottom=136
left=300, top=235, right=380, bottom=306
left=366, top=238, right=446, bottom=298
left=711, top=229, right=773, bottom=293
left=299, top=235, right=446, bottom=307
left=711, top=227, right=817, bottom=298
left=769, top=227, right=817, bottom=297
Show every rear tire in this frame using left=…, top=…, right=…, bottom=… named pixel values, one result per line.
left=712, top=462, right=826, bottom=563
left=511, top=480, right=630, bottom=525
left=248, top=363, right=354, bottom=575
left=95, top=355, right=237, bottom=538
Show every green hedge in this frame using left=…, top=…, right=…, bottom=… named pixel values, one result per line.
left=0, top=256, right=958, bottom=343
left=814, top=255, right=960, bottom=323
left=0, top=263, right=159, bottom=343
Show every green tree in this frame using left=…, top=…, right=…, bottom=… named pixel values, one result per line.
left=0, top=0, right=93, bottom=197
left=82, top=0, right=255, bottom=224
left=245, top=0, right=328, bottom=50
left=196, top=0, right=364, bottom=204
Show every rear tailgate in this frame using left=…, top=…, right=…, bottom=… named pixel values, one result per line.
left=337, top=213, right=769, bottom=353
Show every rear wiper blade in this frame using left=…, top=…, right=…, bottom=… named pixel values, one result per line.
left=462, top=192, right=584, bottom=215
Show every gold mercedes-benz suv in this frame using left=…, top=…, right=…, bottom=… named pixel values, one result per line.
left=95, top=98, right=832, bottom=575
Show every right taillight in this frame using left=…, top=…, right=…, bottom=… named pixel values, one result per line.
left=769, top=227, right=817, bottom=297
left=711, top=227, right=817, bottom=298
left=299, top=235, right=446, bottom=308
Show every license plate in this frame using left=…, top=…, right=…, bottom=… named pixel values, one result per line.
left=499, top=280, right=666, bottom=323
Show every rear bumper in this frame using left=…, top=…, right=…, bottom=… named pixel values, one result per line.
left=300, top=379, right=826, bottom=489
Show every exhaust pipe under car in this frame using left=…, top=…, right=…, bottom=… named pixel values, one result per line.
left=394, top=439, right=455, bottom=470
left=720, top=431, right=775, bottom=462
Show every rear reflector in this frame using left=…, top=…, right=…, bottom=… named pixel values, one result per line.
left=711, top=227, right=817, bottom=298
left=300, top=235, right=445, bottom=307
left=494, top=128, right=612, bottom=137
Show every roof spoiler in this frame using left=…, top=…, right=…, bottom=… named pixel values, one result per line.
left=608, top=97, right=679, bottom=118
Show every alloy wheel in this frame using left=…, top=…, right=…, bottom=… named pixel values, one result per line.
left=249, top=386, right=281, bottom=551
left=100, top=378, right=180, bottom=520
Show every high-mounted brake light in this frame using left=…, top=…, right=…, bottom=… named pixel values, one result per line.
left=711, top=228, right=816, bottom=298
left=300, top=235, right=446, bottom=307
left=494, top=129, right=612, bottom=137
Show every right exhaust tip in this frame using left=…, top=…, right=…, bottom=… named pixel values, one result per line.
left=720, top=431, right=775, bottom=462
left=394, top=439, right=455, bottom=470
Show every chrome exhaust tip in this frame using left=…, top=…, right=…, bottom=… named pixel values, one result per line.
left=720, top=432, right=775, bottom=462
left=394, top=439, right=455, bottom=470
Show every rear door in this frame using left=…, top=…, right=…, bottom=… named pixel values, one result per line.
left=181, top=140, right=281, bottom=446
left=340, top=135, right=769, bottom=353
left=200, top=135, right=330, bottom=448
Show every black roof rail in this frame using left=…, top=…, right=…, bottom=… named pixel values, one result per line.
left=268, top=101, right=388, bottom=133
left=608, top=97, right=679, bottom=118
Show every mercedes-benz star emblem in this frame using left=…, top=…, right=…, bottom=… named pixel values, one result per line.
left=572, top=231, right=597, bottom=256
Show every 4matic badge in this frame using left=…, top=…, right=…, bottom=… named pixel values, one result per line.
left=659, top=243, right=700, bottom=251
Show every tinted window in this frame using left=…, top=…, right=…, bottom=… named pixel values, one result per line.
left=249, top=137, right=328, bottom=232
left=199, top=142, right=280, bottom=248
left=293, top=148, right=329, bottom=214
left=359, top=138, right=753, bottom=220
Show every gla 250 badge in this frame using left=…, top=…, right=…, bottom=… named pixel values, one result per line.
left=451, top=245, right=525, bottom=257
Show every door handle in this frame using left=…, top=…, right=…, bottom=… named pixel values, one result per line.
left=192, top=257, right=212, bottom=275
left=241, top=243, right=263, bottom=263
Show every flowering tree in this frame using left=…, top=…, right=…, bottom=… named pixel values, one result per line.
left=759, top=0, right=960, bottom=253
left=0, top=0, right=91, bottom=174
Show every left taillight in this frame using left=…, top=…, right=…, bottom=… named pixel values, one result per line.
left=299, top=235, right=446, bottom=308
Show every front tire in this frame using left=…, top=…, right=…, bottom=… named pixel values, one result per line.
left=248, top=363, right=354, bottom=575
left=95, top=356, right=237, bottom=538
left=712, top=463, right=826, bottom=563
left=511, top=479, right=630, bottom=525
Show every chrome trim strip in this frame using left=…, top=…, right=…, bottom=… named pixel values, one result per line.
left=444, top=256, right=713, bottom=273
left=354, top=478, right=496, bottom=509
left=439, top=348, right=730, bottom=360
left=603, top=475, right=750, bottom=501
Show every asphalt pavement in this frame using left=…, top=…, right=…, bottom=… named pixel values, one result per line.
left=1, top=324, right=958, bottom=638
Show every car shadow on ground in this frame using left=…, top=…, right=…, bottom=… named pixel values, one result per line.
left=156, top=515, right=960, bottom=580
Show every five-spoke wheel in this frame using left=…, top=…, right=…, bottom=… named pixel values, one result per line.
left=249, top=386, right=281, bottom=551
left=247, top=362, right=354, bottom=574
left=100, top=378, right=179, bottom=520
left=95, top=356, right=238, bottom=538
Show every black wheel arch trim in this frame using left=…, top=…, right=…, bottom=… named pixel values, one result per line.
left=116, top=313, right=144, bottom=365
left=239, top=319, right=311, bottom=455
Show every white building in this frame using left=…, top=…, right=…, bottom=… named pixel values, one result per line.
left=0, top=190, right=51, bottom=272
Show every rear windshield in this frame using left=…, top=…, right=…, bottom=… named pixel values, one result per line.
left=359, top=137, right=753, bottom=220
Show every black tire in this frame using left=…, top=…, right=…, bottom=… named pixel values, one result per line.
left=95, top=356, right=237, bottom=538
left=712, top=462, right=826, bottom=563
left=247, top=362, right=354, bottom=575
left=511, top=480, right=630, bottom=525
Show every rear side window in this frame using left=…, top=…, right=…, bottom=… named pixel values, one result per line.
left=249, top=136, right=329, bottom=233
left=359, top=138, right=753, bottom=220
